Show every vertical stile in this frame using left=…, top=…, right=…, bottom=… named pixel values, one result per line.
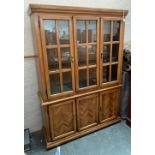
left=109, top=21, right=113, bottom=81
left=55, top=20, right=63, bottom=92
left=100, top=19, right=103, bottom=86
left=86, top=20, right=89, bottom=86
left=96, top=18, right=100, bottom=86
left=69, top=18, right=75, bottom=92
left=74, top=18, right=79, bottom=90
left=39, top=18, right=51, bottom=98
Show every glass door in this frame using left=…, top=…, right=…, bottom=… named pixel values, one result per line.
left=74, top=17, right=99, bottom=90
left=100, top=19, right=122, bottom=86
left=40, top=15, right=75, bottom=98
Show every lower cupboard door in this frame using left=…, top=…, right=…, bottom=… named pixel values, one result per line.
left=100, top=88, right=120, bottom=123
left=48, top=100, right=76, bottom=140
left=76, top=94, right=99, bottom=131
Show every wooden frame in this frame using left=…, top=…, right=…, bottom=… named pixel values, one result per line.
left=39, top=85, right=122, bottom=106
left=30, top=14, right=47, bottom=100
left=100, top=17, right=125, bottom=87
left=73, top=16, right=100, bottom=91
left=30, top=4, right=128, bottom=149
left=39, top=15, right=75, bottom=100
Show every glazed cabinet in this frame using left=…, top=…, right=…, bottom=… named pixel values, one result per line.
left=29, top=4, right=128, bottom=149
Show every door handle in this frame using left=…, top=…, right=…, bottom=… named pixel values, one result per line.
left=101, top=53, right=103, bottom=59
left=70, top=56, right=74, bottom=63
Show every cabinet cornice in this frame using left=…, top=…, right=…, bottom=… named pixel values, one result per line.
left=29, top=4, right=128, bottom=17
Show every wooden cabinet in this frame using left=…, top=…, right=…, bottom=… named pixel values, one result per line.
left=48, top=100, right=76, bottom=140
left=76, top=94, right=99, bottom=131
left=30, top=4, right=128, bottom=149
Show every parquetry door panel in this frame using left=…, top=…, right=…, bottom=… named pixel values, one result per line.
left=48, top=100, right=76, bottom=140
left=100, top=88, right=120, bottom=123
left=76, top=94, right=99, bottom=131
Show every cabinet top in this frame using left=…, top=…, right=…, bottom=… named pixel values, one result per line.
left=28, top=4, right=128, bottom=17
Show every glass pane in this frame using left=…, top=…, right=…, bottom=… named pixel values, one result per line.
left=112, top=44, right=119, bottom=62
left=79, top=69, right=87, bottom=88
left=103, top=66, right=109, bottom=83
left=47, top=49, right=59, bottom=70
left=61, top=47, right=71, bottom=69
left=89, top=68, right=97, bottom=86
left=88, top=20, right=97, bottom=43
left=58, top=20, right=70, bottom=44
left=78, top=46, right=86, bottom=66
left=113, top=21, right=120, bottom=41
left=103, top=44, right=110, bottom=63
left=77, top=20, right=86, bottom=43
left=63, top=72, right=72, bottom=92
left=43, top=20, right=57, bottom=45
left=104, top=21, right=111, bottom=42
left=88, top=45, right=96, bottom=65
left=111, top=64, right=118, bottom=81
left=50, top=74, right=60, bottom=94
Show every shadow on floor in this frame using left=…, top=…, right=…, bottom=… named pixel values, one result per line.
left=26, top=120, right=131, bottom=155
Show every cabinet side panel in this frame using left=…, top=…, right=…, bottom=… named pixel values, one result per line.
left=114, top=88, right=121, bottom=117
left=42, top=106, right=51, bottom=142
left=31, top=14, right=47, bottom=100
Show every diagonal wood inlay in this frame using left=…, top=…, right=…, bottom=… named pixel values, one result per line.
left=49, top=100, right=75, bottom=139
left=101, top=89, right=120, bottom=121
left=77, top=94, right=98, bottom=130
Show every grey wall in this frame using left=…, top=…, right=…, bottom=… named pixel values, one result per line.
left=24, top=0, right=131, bottom=132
